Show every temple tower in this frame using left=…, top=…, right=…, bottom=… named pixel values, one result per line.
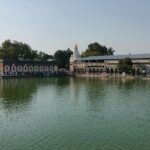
left=70, top=45, right=80, bottom=72
left=70, top=45, right=80, bottom=63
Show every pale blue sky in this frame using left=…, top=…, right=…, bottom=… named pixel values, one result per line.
left=0, top=0, right=150, bottom=55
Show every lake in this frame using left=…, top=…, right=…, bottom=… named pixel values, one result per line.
left=0, top=77, right=150, bottom=150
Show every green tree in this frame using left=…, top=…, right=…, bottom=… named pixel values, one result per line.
left=0, top=39, right=52, bottom=61
left=42, top=53, right=53, bottom=61
left=31, top=50, right=38, bottom=60
left=118, top=58, right=133, bottom=74
left=81, top=42, right=115, bottom=57
left=107, top=47, right=114, bottom=55
left=0, top=40, right=33, bottom=60
left=54, top=48, right=73, bottom=68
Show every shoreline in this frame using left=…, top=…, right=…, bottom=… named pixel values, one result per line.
left=0, top=73, right=150, bottom=80
left=74, top=73, right=150, bottom=80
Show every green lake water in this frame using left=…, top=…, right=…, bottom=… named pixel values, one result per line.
left=0, top=77, right=150, bottom=150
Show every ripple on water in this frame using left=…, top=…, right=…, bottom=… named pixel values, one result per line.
left=0, top=78, right=150, bottom=150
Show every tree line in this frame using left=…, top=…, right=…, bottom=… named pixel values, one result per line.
left=0, top=40, right=117, bottom=69
left=0, top=40, right=73, bottom=68
left=0, top=40, right=53, bottom=61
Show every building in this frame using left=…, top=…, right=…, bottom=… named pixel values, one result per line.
left=0, top=59, right=58, bottom=77
left=70, top=46, right=150, bottom=76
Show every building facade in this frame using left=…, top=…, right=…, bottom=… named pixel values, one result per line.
left=0, top=59, right=58, bottom=77
left=70, top=46, right=150, bottom=76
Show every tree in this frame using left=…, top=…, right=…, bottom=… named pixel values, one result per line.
left=31, top=50, right=38, bottom=60
left=43, top=53, right=53, bottom=61
left=81, top=42, right=115, bottom=57
left=0, top=39, right=52, bottom=61
left=107, top=47, right=114, bottom=55
left=0, top=40, right=32, bottom=60
left=118, top=58, right=133, bottom=74
left=54, top=48, right=73, bottom=68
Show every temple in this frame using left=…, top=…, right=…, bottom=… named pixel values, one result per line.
left=70, top=46, right=150, bottom=76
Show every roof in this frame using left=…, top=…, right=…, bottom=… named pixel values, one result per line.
left=1, top=59, right=55, bottom=65
left=78, top=54, right=150, bottom=61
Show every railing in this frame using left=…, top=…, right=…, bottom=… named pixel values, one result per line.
left=76, top=63, right=105, bottom=67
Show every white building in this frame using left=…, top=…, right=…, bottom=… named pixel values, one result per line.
left=70, top=46, right=150, bottom=76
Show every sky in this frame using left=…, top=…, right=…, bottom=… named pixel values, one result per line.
left=0, top=0, right=150, bottom=55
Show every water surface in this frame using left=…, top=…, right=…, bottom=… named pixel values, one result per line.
left=0, top=77, right=150, bottom=150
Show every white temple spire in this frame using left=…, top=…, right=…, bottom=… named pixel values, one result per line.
left=70, top=45, right=80, bottom=63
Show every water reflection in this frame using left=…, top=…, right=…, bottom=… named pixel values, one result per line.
left=0, top=77, right=150, bottom=150
left=72, top=77, right=150, bottom=112
left=0, top=78, right=149, bottom=114
left=0, top=79, right=37, bottom=113
left=85, top=79, right=106, bottom=112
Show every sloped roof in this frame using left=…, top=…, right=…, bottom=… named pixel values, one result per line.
left=78, top=54, right=150, bottom=61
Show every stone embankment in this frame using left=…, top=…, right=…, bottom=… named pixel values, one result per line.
left=74, top=73, right=150, bottom=80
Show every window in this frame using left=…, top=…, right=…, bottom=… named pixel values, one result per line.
left=23, top=65, right=28, bottom=72
left=17, top=66, right=22, bottom=72
left=29, top=66, right=33, bottom=71
left=34, top=66, right=39, bottom=72
left=5, top=65, right=10, bottom=72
